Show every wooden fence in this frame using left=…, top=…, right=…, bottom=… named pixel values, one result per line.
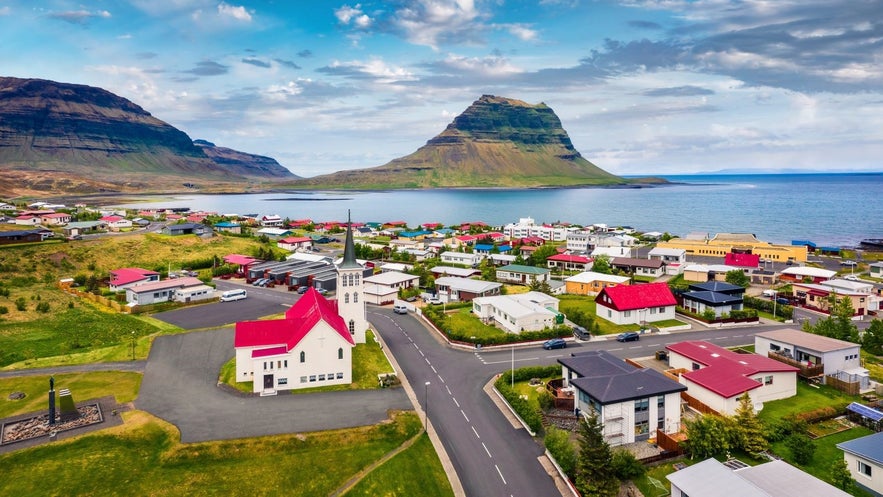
left=681, top=392, right=720, bottom=416
left=826, top=375, right=860, bottom=395
left=624, top=358, right=645, bottom=369
left=62, top=287, right=134, bottom=313
left=655, top=429, right=685, bottom=455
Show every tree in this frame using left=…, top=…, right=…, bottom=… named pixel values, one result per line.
left=591, top=256, right=611, bottom=274
left=529, top=279, right=553, bottom=295
left=862, top=319, right=883, bottom=355
left=611, top=449, right=646, bottom=481
left=725, top=269, right=750, bottom=288
left=806, top=295, right=859, bottom=343
left=544, top=426, right=577, bottom=477
left=574, top=414, right=619, bottom=497
left=829, top=457, right=853, bottom=491
left=785, top=432, right=815, bottom=465
left=528, top=244, right=558, bottom=267
left=684, top=415, right=732, bottom=459
left=732, top=392, right=768, bottom=456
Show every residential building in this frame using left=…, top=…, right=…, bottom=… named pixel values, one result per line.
left=62, top=220, right=106, bottom=237
left=591, top=246, right=632, bottom=258
left=40, top=212, right=71, bottom=225
left=440, top=251, right=483, bottom=267
left=109, top=267, right=160, bottom=292
left=870, top=262, right=883, bottom=279
left=234, top=288, right=355, bottom=394
left=14, top=215, right=41, bottom=226
left=363, top=271, right=420, bottom=291
left=434, top=277, right=502, bottom=302
left=487, top=254, right=517, bottom=266
left=564, top=271, right=630, bottom=296
left=503, top=216, right=573, bottom=241
left=100, top=215, right=132, bottom=231
left=610, top=257, right=665, bottom=278
left=256, top=227, right=293, bottom=239
left=656, top=232, right=808, bottom=263
left=667, top=458, right=852, bottom=497
left=379, top=262, right=413, bottom=273
left=790, top=279, right=878, bottom=316
left=755, top=328, right=868, bottom=389
left=260, top=214, right=284, bottom=227
left=648, top=247, right=686, bottom=275
left=566, top=231, right=593, bottom=252
left=162, top=223, right=209, bottom=236
left=778, top=266, right=837, bottom=283
left=595, top=282, right=677, bottom=325
left=546, top=254, right=592, bottom=272
left=682, top=263, right=743, bottom=283
left=0, top=229, right=46, bottom=245
left=596, top=234, right=638, bottom=247
left=666, top=340, right=798, bottom=415
left=495, top=264, right=550, bottom=285
left=559, top=350, right=686, bottom=446
left=124, top=277, right=206, bottom=305
left=472, top=292, right=560, bottom=333
left=680, top=281, right=745, bottom=318
left=277, top=236, right=313, bottom=252
left=838, top=432, right=883, bottom=497
left=213, top=221, right=241, bottom=234
left=431, top=266, right=480, bottom=278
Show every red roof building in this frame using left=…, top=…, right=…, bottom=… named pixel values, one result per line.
left=724, top=253, right=760, bottom=268
left=288, top=219, right=314, bottom=228
left=109, top=267, right=161, bottom=291
left=595, top=283, right=677, bottom=326
left=666, top=340, right=798, bottom=415
left=546, top=254, right=593, bottom=271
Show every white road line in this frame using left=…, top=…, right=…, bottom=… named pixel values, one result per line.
left=548, top=354, right=565, bottom=357
left=438, top=374, right=444, bottom=383
left=628, top=346, right=642, bottom=349
left=431, top=365, right=437, bottom=373
left=482, top=442, right=492, bottom=458
left=425, top=357, right=431, bottom=365
left=608, top=347, right=624, bottom=351
left=446, top=385, right=452, bottom=395
left=733, top=335, right=744, bottom=337
left=461, top=409, right=470, bottom=422
left=495, top=465, right=507, bottom=484
left=482, top=357, right=540, bottom=365
left=413, top=343, right=419, bottom=350
left=453, top=397, right=460, bottom=408
left=419, top=350, right=425, bottom=357
left=472, top=426, right=480, bottom=439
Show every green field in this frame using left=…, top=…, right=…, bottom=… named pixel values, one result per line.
left=758, top=381, right=857, bottom=423
left=0, top=371, right=141, bottom=419
left=345, top=434, right=454, bottom=497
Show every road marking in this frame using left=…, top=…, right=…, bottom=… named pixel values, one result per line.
left=733, top=334, right=744, bottom=337
left=413, top=343, right=419, bottom=350
left=431, top=365, right=437, bottom=373
left=446, top=385, right=452, bottom=395
left=472, top=426, right=480, bottom=439
left=482, top=442, right=492, bottom=458
left=419, top=350, right=425, bottom=357
left=495, top=464, right=507, bottom=484
left=609, top=347, right=623, bottom=351
left=438, top=374, right=444, bottom=383
left=453, top=397, right=460, bottom=408
left=482, top=357, right=540, bottom=365
left=548, top=354, right=565, bottom=357
left=628, top=346, right=642, bottom=349
left=461, top=409, right=470, bottom=422
left=425, top=357, right=431, bottom=365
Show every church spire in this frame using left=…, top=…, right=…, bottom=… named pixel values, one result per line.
left=340, top=210, right=360, bottom=269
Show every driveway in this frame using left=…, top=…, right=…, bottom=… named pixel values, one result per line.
left=135, top=327, right=411, bottom=443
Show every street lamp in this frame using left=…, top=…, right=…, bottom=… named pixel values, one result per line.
left=131, top=331, right=136, bottom=361
left=424, top=381, right=431, bottom=432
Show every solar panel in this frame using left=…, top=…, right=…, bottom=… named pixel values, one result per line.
left=847, top=402, right=883, bottom=422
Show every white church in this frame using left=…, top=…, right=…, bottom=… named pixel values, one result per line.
left=233, top=213, right=369, bottom=394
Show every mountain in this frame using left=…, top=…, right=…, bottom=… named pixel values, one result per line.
left=0, top=77, right=295, bottom=196
left=296, top=95, right=633, bottom=189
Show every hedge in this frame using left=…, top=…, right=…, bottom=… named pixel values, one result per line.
left=494, top=376, right=545, bottom=433
left=423, top=304, right=571, bottom=345
left=744, top=296, right=793, bottom=320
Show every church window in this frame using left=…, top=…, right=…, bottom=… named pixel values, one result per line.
left=300, top=351, right=305, bottom=363
left=349, top=320, right=355, bottom=335
left=344, top=293, right=350, bottom=303
left=338, top=348, right=344, bottom=359
left=354, top=274, right=359, bottom=285
left=354, top=292, right=358, bottom=303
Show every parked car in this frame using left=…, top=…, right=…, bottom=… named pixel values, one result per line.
left=776, top=297, right=790, bottom=305
left=616, top=332, right=640, bottom=342
left=404, top=295, right=417, bottom=302
left=841, top=260, right=858, bottom=266
left=297, top=286, right=309, bottom=294
left=251, top=278, right=266, bottom=286
left=393, top=303, right=408, bottom=314
left=542, top=338, right=567, bottom=350
left=427, top=297, right=442, bottom=305
left=572, top=325, right=591, bottom=341
left=316, top=288, right=328, bottom=295
left=843, top=274, right=860, bottom=281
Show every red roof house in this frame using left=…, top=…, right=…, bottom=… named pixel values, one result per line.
left=666, top=340, right=798, bottom=414
left=595, top=282, right=677, bottom=325
left=234, top=288, right=355, bottom=394
left=724, top=253, right=760, bottom=268
left=546, top=254, right=593, bottom=271
left=109, top=267, right=161, bottom=291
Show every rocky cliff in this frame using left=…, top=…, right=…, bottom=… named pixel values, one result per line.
left=296, top=95, right=627, bottom=189
left=0, top=77, right=294, bottom=195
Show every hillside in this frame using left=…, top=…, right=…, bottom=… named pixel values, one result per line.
left=295, top=95, right=635, bottom=189
left=0, top=77, right=295, bottom=197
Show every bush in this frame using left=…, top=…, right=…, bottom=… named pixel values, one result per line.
left=0, top=306, right=7, bottom=315
left=537, top=389, right=555, bottom=411
left=14, top=297, right=26, bottom=311
left=544, top=426, right=577, bottom=477
left=499, top=365, right=561, bottom=384
left=788, top=405, right=844, bottom=424
left=35, top=302, right=50, bottom=313
left=611, top=449, right=646, bottom=481
left=785, top=432, right=815, bottom=465
left=494, top=380, right=543, bottom=433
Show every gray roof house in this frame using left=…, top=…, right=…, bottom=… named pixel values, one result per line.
left=837, top=431, right=883, bottom=497
left=558, top=350, right=686, bottom=446
left=667, top=458, right=851, bottom=497
left=162, top=223, right=209, bottom=236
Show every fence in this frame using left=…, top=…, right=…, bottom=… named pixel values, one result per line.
left=767, top=352, right=825, bottom=379
left=62, top=287, right=134, bottom=313
left=655, top=429, right=685, bottom=455
left=826, top=375, right=861, bottom=395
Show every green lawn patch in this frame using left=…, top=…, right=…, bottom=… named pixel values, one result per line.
left=344, top=433, right=454, bottom=497
left=0, top=372, right=141, bottom=419
left=758, top=382, right=857, bottom=423
left=770, top=426, right=874, bottom=495
left=0, top=410, right=423, bottom=497
left=447, top=308, right=507, bottom=340
left=557, top=295, right=677, bottom=335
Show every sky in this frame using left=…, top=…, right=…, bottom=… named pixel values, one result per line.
left=2, top=1, right=883, bottom=178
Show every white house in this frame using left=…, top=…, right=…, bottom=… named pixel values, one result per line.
left=260, top=214, right=284, bottom=227
left=503, top=216, right=573, bottom=241
left=440, top=251, right=483, bottom=267
left=591, top=246, right=632, bottom=258
left=668, top=458, right=852, bottom=497
left=838, top=432, right=883, bottom=497
left=560, top=351, right=686, bottom=446
left=495, top=264, right=550, bottom=285
left=108, top=267, right=160, bottom=292
left=565, top=231, right=593, bottom=252
left=434, top=276, right=502, bottom=302
left=755, top=328, right=868, bottom=389
left=666, top=340, right=798, bottom=415
left=648, top=247, right=686, bottom=275
left=379, top=262, right=413, bottom=273
left=594, top=282, right=677, bottom=326
left=99, top=215, right=132, bottom=231
left=277, top=236, right=313, bottom=252
left=363, top=271, right=419, bottom=291
left=124, top=277, right=205, bottom=305
left=15, top=215, right=41, bottom=226
left=472, top=292, right=560, bottom=333
left=234, top=288, right=355, bottom=394
left=173, top=284, right=216, bottom=303
left=256, top=227, right=293, bottom=239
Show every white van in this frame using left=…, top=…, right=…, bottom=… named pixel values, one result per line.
left=761, top=289, right=777, bottom=298
left=220, top=289, right=247, bottom=302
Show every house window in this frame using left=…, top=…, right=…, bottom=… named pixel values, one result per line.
left=770, top=344, right=781, bottom=352
left=344, top=293, right=350, bottom=303
left=858, top=460, right=872, bottom=477
left=263, top=362, right=267, bottom=371
left=634, top=420, right=649, bottom=436
left=692, top=362, right=701, bottom=371
left=354, top=275, right=359, bottom=285
left=300, top=351, right=305, bottom=363
left=284, top=360, right=288, bottom=368
left=764, top=375, right=773, bottom=385
left=607, top=309, right=612, bottom=318
left=318, top=374, right=326, bottom=381
left=635, top=398, right=649, bottom=413
left=349, top=320, right=355, bottom=334
left=657, top=307, right=664, bottom=313
left=277, top=360, right=281, bottom=369
left=338, top=347, right=344, bottom=360
left=624, top=310, right=631, bottom=317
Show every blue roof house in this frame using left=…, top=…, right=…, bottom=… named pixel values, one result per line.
left=838, top=431, right=883, bottom=497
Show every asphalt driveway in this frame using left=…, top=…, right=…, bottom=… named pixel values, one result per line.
left=135, top=327, right=411, bottom=443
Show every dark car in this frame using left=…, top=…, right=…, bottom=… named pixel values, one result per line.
left=542, top=338, right=567, bottom=350
left=776, top=297, right=790, bottom=305
left=572, top=326, right=591, bottom=341
left=616, top=332, right=640, bottom=342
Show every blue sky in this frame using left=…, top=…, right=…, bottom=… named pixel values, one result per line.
left=2, top=1, right=882, bottom=177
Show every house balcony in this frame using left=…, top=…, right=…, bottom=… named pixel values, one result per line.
left=767, top=352, right=825, bottom=378
left=546, top=378, right=575, bottom=410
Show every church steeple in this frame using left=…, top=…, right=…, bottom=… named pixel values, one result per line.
left=340, top=209, right=360, bottom=269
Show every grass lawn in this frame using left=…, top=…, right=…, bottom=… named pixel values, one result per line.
left=511, top=376, right=558, bottom=408
left=861, top=351, right=883, bottom=382
left=0, top=372, right=141, bottom=419
left=345, top=433, right=454, bottom=497
left=633, top=460, right=688, bottom=497
left=758, top=381, right=858, bottom=423
left=447, top=308, right=507, bottom=340
left=219, top=330, right=395, bottom=394
left=557, top=295, right=680, bottom=335
left=0, top=410, right=432, bottom=497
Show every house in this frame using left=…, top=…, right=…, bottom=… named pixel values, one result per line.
left=124, top=277, right=206, bottom=305
left=778, top=266, right=836, bottom=284
left=260, top=214, right=284, bottom=227
left=100, top=215, right=132, bottom=231
left=234, top=288, right=355, bottom=394
left=680, top=281, right=745, bottom=318
left=363, top=271, right=420, bottom=291
left=431, top=266, right=480, bottom=278
left=379, top=262, right=413, bottom=273
left=61, top=220, right=105, bottom=237
left=595, top=282, right=677, bottom=326
left=591, top=246, right=632, bottom=258
left=109, top=268, right=160, bottom=291
left=40, top=212, right=71, bottom=225
left=472, top=292, right=560, bottom=333
left=838, top=432, right=883, bottom=497
left=667, top=458, right=852, bottom=497
left=559, top=350, right=686, bottom=446
left=564, top=271, right=630, bottom=296
left=870, top=262, right=883, bottom=279
left=609, top=257, right=665, bottom=278
left=755, top=328, right=867, bottom=389
left=546, top=254, right=592, bottom=272
left=666, top=340, right=798, bottom=415
left=162, top=223, right=209, bottom=236
left=0, top=229, right=45, bottom=245
left=790, top=279, right=877, bottom=316
left=648, top=247, right=686, bottom=275
left=682, top=263, right=743, bottom=283
left=257, top=227, right=293, bottom=239
left=565, top=231, right=593, bottom=252
left=434, top=277, right=502, bottom=302
left=503, top=216, right=572, bottom=241
left=214, top=221, right=241, bottom=234
left=440, top=251, right=483, bottom=267
left=495, top=264, right=550, bottom=286
left=487, top=253, right=517, bottom=266
left=596, top=234, right=638, bottom=247
left=14, top=215, right=41, bottom=226
left=724, top=252, right=760, bottom=268
left=277, top=236, right=313, bottom=252
left=655, top=232, right=807, bottom=263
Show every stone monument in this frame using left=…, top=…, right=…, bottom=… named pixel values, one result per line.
left=48, top=376, right=56, bottom=426
left=58, top=388, right=80, bottom=422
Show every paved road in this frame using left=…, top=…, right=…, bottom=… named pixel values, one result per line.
left=135, top=327, right=411, bottom=443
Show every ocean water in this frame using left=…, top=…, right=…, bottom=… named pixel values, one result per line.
left=114, top=172, right=883, bottom=247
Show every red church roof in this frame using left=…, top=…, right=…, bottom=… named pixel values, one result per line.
left=234, top=288, right=354, bottom=350
left=595, top=282, right=676, bottom=311
left=724, top=253, right=760, bottom=268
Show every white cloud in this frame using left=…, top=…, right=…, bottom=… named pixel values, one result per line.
left=335, top=4, right=371, bottom=27
left=217, top=3, right=252, bottom=22
left=502, top=24, right=538, bottom=42
left=441, top=54, right=523, bottom=76
left=393, top=0, right=483, bottom=49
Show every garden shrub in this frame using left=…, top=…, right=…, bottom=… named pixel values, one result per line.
left=544, top=426, right=577, bottom=477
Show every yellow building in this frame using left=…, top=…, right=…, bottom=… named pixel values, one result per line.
left=656, top=233, right=807, bottom=263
